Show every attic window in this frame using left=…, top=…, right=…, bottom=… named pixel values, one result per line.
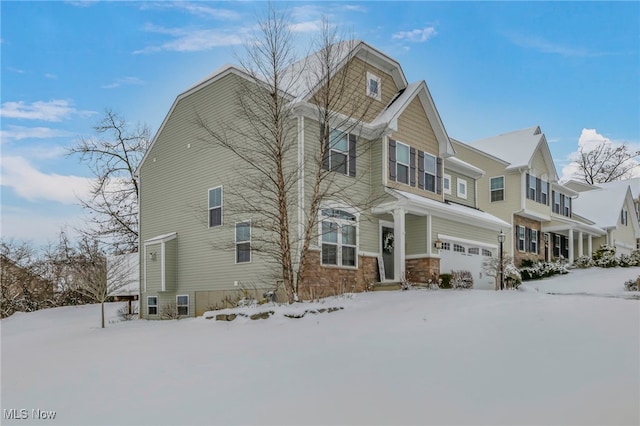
left=366, top=72, right=381, bottom=101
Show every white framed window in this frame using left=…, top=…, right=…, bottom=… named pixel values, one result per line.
left=517, top=226, right=525, bottom=251
left=553, top=191, right=561, bottom=214
left=531, top=229, right=538, bottom=254
left=208, top=186, right=223, bottom=227
left=366, top=72, right=381, bottom=101
left=235, top=221, right=251, bottom=263
left=564, top=197, right=571, bottom=217
left=457, top=178, right=467, bottom=199
left=328, top=130, right=348, bottom=174
left=468, top=247, right=480, bottom=255
left=541, top=179, right=549, bottom=205
left=424, top=153, right=437, bottom=193
left=443, top=174, right=451, bottom=195
left=490, top=176, right=504, bottom=202
left=396, top=142, right=410, bottom=185
left=176, top=295, right=189, bottom=316
left=320, top=208, right=358, bottom=268
left=528, top=174, right=537, bottom=200
left=621, top=209, right=628, bottom=225
left=453, top=244, right=465, bottom=253
left=147, top=296, right=158, bottom=316
left=482, top=249, right=493, bottom=257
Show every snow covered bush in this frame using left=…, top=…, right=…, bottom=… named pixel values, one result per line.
left=630, top=250, right=640, bottom=266
left=450, top=270, right=473, bottom=289
left=505, top=264, right=522, bottom=289
left=573, top=255, right=595, bottom=269
left=439, top=273, right=452, bottom=289
left=519, top=260, right=569, bottom=281
left=623, top=276, right=640, bottom=291
left=618, top=254, right=635, bottom=267
left=592, top=244, right=618, bottom=268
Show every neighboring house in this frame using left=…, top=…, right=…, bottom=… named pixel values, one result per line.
left=107, top=253, right=139, bottom=313
left=137, top=40, right=511, bottom=317
left=565, top=178, right=640, bottom=254
left=1, top=254, right=55, bottom=317
left=451, top=126, right=605, bottom=266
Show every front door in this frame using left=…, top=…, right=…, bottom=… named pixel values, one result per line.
left=381, top=226, right=395, bottom=280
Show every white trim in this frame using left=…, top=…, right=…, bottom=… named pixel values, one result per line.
left=406, top=253, right=440, bottom=260
left=366, top=72, right=382, bottom=101
left=147, top=296, right=158, bottom=316
left=319, top=204, right=360, bottom=269
left=176, top=294, right=189, bottom=316
left=457, top=178, right=468, bottom=199
left=358, top=251, right=380, bottom=258
left=490, top=175, right=505, bottom=203
left=437, top=234, right=499, bottom=250
left=395, top=141, right=410, bottom=185
left=161, top=242, right=166, bottom=291
left=443, top=173, right=451, bottom=195
left=382, top=136, right=389, bottom=187
left=208, top=185, right=223, bottom=228
left=297, top=116, right=305, bottom=266
left=424, top=152, right=438, bottom=193
left=143, top=246, right=147, bottom=293
left=427, top=214, right=433, bottom=256
left=144, top=232, right=177, bottom=245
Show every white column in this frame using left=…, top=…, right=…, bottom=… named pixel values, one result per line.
left=393, top=208, right=406, bottom=282
left=588, top=234, right=593, bottom=257
left=568, top=229, right=574, bottom=264
left=427, top=214, right=433, bottom=256
left=578, top=231, right=583, bottom=258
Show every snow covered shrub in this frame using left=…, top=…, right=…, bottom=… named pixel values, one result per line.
left=505, top=264, right=522, bottom=289
left=618, top=254, right=635, bottom=267
left=450, top=270, right=473, bottom=289
left=592, top=244, right=618, bottom=268
left=573, top=255, right=595, bottom=269
left=623, top=276, right=640, bottom=291
left=630, top=250, right=640, bottom=266
left=519, top=261, right=569, bottom=281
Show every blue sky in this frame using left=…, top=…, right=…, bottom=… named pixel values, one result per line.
left=1, top=1, right=639, bottom=245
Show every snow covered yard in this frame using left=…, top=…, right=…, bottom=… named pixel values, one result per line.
left=2, top=268, right=639, bottom=426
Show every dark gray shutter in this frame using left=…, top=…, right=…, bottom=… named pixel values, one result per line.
left=526, top=228, right=531, bottom=252
left=436, top=157, right=443, bottom=194
left=348, top=134, right=356, bottom=177
left=526, top=173, right=530, bottom=199
left=389, top=139, right=396, bottom=181
left=560, top=194, right=565, bottom=215
left=537, top=230, right=541, bottom=254
left=417, top=150, right=425, bottom=189
left=410, top=147, right=416, bottom=187
left=536, top=177, right=541, bottom=203
left=322, top=125, right=330, bottom=171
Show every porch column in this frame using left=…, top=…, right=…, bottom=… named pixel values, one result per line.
left=568, top=229, right=574, bottom=263
left=427, top=214, right=433, bottom=256
left=393, top=208, right=406, bottom=282
left=578, top=231, right=583, bottom=258
left=588, top=234, right=593, bottom=256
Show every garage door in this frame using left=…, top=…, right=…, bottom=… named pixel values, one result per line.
left=439, top=241, right=495, bottom=290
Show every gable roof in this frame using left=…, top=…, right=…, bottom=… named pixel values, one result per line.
left=469, top=126, right=559, bottom=179
left=572, top=185, right=634, bottom=229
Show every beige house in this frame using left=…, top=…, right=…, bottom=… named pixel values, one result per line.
left=452, top=126, right=605, bottom=266
left=565, top=178, right=640, bottom=254
left=137, top=41, right=512, bottom=317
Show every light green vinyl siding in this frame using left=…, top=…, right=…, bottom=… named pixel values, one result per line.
left=406, top=215, right=427, bottom=255
left=144, top=243, right=162, bottom=292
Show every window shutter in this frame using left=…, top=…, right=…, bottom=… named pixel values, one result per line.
left=537, top=231, right=541, bottom=254
left=389, top=139, right=396, bottom=181
left=436, top=157, right=443, bottom=194
left=560, top=194, right=565, bottom=215
left=417, top=150, right=425, bottom=189
left=410, top=147, right=416, bottom=187
left=348, top=134, right=356, bottom=177
left=536, top=177, right=541, bottom=203
left=526, top=173, right=530, bottom=199
left=526, top=228, right=531, bottom=252
left=322, top=126, right=330, bottom=171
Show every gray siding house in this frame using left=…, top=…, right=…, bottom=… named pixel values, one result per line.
left=137, top=41, right=510, bottom=318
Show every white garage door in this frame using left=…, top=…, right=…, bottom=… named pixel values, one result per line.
left=439, top=241, right=495, bottom=290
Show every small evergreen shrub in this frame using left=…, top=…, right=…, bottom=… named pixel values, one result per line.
left=593, top=244, right=618, bottom=268
left=574, top=255, right=595, bottom=269
left=619, top=254, right=635, bottom=267
left=450, top=270, right=473, bottom=289
left=519, top=261, right=569, bottom=281
left=624, top=276, right=640, bottom=292
left=505, top=264, right=522, bottom=289
left=439, top=273, right=452, bottom=289
left=630, top=250, right=640, bottom=266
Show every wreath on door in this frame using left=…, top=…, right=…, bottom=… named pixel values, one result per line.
left=383, top=232, right=394, bottom=253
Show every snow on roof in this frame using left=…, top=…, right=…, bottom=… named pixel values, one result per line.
left=445, top=156, right=485, bottom=178
left=572, top=185, right=630, bottom=228
left=369, top=81, right=421, bottom=128
left=470, top=126, right=543, bottom=170
left=596, top=178, right=640, bottom=200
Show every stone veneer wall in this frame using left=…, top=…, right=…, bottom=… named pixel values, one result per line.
left=297, top=251, right=379, bottom=299
left=513, top=215, right=544, bottom=266
left=405, top=257, right=440, bottom=283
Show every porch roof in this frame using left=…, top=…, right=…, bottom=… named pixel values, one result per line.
left=542, top=218, right=605, bottom=237
left=373, top=189, right=511, bottom=232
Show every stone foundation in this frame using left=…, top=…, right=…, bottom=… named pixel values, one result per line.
left=297, top=251, right=379, bottom=299
left=405, top=257, right=440, bottom=283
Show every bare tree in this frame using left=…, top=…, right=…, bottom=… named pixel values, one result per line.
left=68, top=109, right=151, bottom=254
left=576, top=142, right=640, bottom=184
left=55, top=232, right=135, bottom=328
left=196, top=9, right=379, bottom=302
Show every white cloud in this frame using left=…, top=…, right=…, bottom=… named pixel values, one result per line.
left=44, top=73, right=58, bottom=79
left=102, top=76, right=146, bottom=89
left=0, top=125, right=73, bottom=142
left=289, top=20, right=324, bottom=33
left=392, top=27, right=437, bottom=43
left=341, top=5, right=367, bottom=13
left=560, top=128, right=640, bottom=182
left=140, top=2, right=241, bottom=20
left=134, top=24, right=244, bottom=53
left=0, top=99, right=94, bottom=122
left=1, top=205, right=86, bottom=245
left=1, top=156, right=92, bottom=204
left=505, top=33, right=610, bottom=58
